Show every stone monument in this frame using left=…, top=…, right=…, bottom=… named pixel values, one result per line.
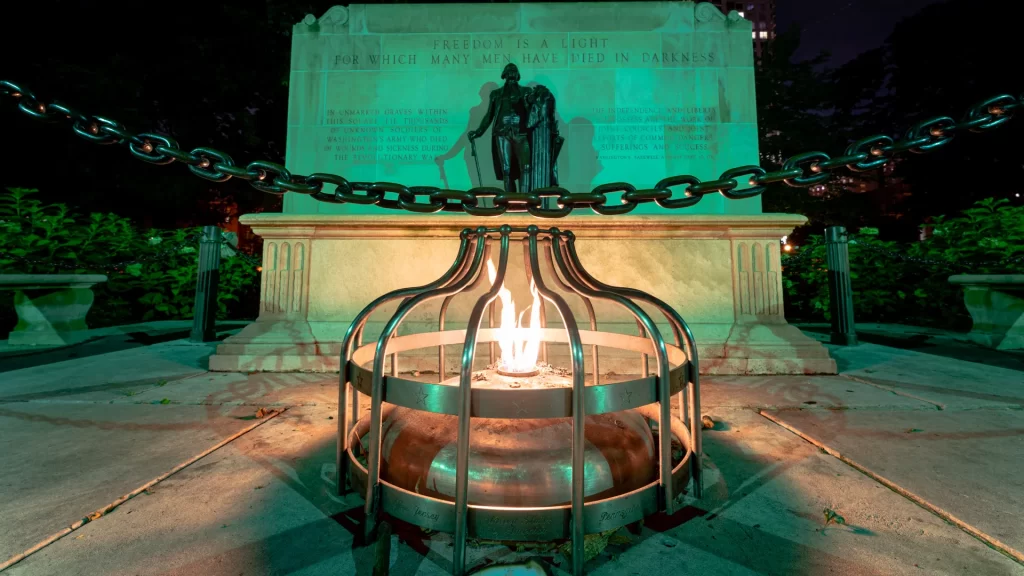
left=210, top=2, right=836, bottom=375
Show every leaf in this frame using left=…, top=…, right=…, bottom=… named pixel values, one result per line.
left=823, top=508, right=846, bottom=526
left=159, top=398, right=171, bottom=405
left=126, top=263, right=143, bottom=277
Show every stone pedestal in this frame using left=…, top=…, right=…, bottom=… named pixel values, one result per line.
left=209, top=213, right=835, bottom=375
left=1, top=274, right=108, bottom=346
left=949, top=274, right=1024, bottom=351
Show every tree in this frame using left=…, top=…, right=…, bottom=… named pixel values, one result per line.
left=755, top=27, right=846, bottom=229
left=1, top=0, right=337, bottom=226
left=829, top=0, right=1024, bottom=231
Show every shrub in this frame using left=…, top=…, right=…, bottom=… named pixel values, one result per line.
left=782, top=198, right=1024, bottom=329
left=0, top=187, right=260, bottom=332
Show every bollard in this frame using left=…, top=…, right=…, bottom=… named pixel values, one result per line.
left=825, top=226, right=858, bottom=346
left=189, top=226, right=222, bottom=343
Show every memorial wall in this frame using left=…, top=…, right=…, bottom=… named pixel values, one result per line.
left=285, top=1, right=760, bottom=215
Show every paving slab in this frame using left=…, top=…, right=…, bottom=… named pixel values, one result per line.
left=0, top=341, right=216, bottom=403
left=699, top=374, right=936, bottom=411
left=7, top=406, right=1020, bottom=576
left=762, top=407, right=1024, bottom=559
left=126, top=371, right=336, bottom=408
left=0, top=402, right=257, bottom=563
left=827, top=343, right=1024, bottom=409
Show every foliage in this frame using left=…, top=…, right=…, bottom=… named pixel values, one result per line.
left=782, top=198, right=1024, bottom=329
left=755, top=27, right=838, bottom=221
left=0, top=188, right=259, bottom=331
left=759, top=0, right=1024, bottom=233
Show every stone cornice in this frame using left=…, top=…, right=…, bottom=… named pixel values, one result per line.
left=239, top=213, right=808, bottom=240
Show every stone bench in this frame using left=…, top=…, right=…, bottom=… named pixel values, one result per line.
left=0, top=274, right=108, bottom=346
left=948, top=274, right=1024, bottom=351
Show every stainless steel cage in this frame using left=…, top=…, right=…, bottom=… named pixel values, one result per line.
left=336, top=225, right=703, bottom=576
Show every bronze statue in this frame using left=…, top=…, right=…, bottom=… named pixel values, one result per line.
left=525, top=84, right=564, bottom=191
left=468, top=63, right=531, bottom=193
left=468, top=64, right=564, bottom=194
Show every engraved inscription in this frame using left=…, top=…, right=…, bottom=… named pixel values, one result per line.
left=513, top=401, right=528, bottom=417
left=594, top=120, right=719, bottom=162
left=416, top=388, right=429, bottom=407
left=483, top=515, right=552, bottom=538
left=356, top=370, right=371, bottom=392
left=414, top=506, right=440, bottom=523
left=620, top=389, right=633, bottom=406
left=298, top=21, right=756, bottom=196
left=319, top=111, right=454, bottom=166
left=598, top=502, right=642, bottom=523
left=330, top=34, right=717, bottom=71
left=390, top=499, right=409, bottom=515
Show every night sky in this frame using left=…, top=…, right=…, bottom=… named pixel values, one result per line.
left=777, top=0, right=946, bottom=65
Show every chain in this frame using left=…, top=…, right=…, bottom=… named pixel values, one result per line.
left=2, top=80, right=1020, bottom=218
left=222, top=239, right=262, bottom=267
left=780, top=247, right=818, bottom=265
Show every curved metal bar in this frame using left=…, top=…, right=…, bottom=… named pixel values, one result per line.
left=453, top=227, right=510, bottom=576
left=528, top=229, right=587, bottom=576
left=563, top=233, right=703, bottom=499
left=637, top=321, right=650, bottom=378
left=363, top=230, right=489, bottom=539
left=549, top=232, right=677, bottom=515
left=438, top=240, right=493, bottom=381
left=539, top=240, right=600, bottom=385
left=336, top=230, right=474, bottom=496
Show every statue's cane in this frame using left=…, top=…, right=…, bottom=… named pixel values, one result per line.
left=468, top=133, right=483, bottom=189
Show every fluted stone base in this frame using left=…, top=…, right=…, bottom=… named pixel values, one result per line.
left=208, top=214, right=835, bottom=375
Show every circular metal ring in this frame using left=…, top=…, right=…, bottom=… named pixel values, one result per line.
left=347, top=328, right=689, bottom=419
left=345, top=403, right=693, bottom=541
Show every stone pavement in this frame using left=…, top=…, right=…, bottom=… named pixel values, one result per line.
left=0, top=330, right=1022, bottom=575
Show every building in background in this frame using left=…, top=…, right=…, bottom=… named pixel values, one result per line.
left=713, top=0, right=776, bottom=60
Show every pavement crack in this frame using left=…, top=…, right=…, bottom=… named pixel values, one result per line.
left=839, top=374, right=946, bottom=410
left=757, top=409, right=1024, bottom=567
left=0, top=408, right=287, bottom=572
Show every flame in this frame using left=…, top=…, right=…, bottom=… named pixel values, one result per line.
left=486, top=260, right=543, bottom=373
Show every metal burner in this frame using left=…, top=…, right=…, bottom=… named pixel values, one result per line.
left=494, top=366, right=541, bottom=378
left=337, top=225, right=702, bottom=576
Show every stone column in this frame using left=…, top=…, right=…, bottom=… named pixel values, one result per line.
left=208, top=224, right=315, bottom=372
left=259, top=237, right=312, bottom=320
left=731, top=238, right=784, bottom=323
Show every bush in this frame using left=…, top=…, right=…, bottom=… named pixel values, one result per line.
left=782, top=198, right=1024, bottom=330
left=0, top=187, right=260, bottom=333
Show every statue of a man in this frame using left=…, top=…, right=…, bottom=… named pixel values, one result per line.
left=468, top=64, right=533, bottom=193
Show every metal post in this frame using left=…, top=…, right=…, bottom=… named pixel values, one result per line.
left=189, top=226, right=221, bottom=343
left=825, top=226, right=858, bottom=346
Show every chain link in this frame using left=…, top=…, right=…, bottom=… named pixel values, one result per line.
left=780, top=246, right=818, bottom=265
left=2, top=80, right=1019, bottom=218
left=221, top=239, right=263, bottom=267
